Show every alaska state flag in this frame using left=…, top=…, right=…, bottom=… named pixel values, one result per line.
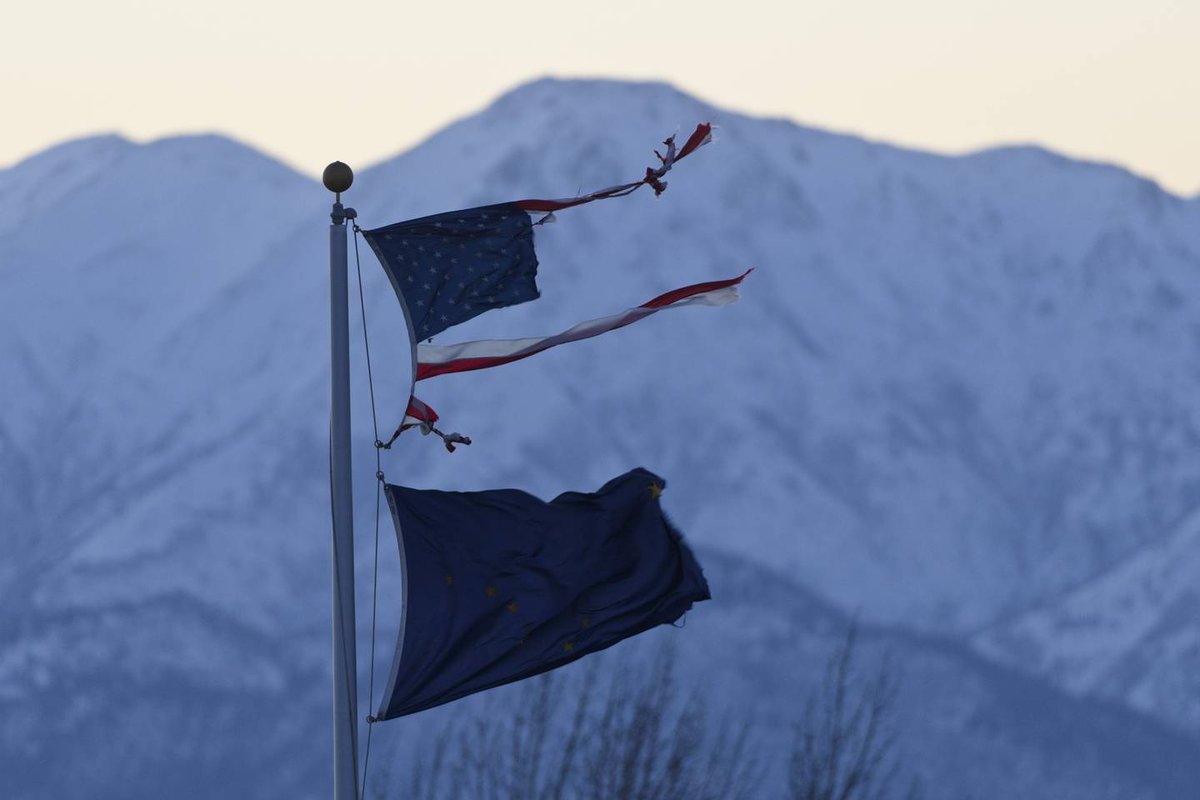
left=376, top=467, right=710, bottom=719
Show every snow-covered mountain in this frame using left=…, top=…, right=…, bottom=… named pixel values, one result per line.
left=3, top=78, right=1199, bottom=797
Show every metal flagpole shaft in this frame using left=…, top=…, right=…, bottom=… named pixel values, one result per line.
left=324, top=161, right=359, bottom=800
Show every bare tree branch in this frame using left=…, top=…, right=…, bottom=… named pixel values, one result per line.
left=790, top=623, right=920, bottom=800
left=390, top=646, right=761, bottom=800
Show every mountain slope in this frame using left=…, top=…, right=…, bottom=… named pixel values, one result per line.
left=977, top=501, right=1200, bottom=734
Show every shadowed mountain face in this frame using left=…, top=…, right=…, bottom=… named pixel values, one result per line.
left=2, top=78, right=1199, bottom=798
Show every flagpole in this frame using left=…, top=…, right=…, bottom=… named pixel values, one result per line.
left=324, top=161, right=359, bottom=800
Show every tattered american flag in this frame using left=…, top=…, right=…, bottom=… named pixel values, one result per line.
left=363, top=123, right=750, bottom=449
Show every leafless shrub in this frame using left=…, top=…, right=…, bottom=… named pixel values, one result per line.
left=392, top=646, right=760, bottom=800
left=379, top=625, right=919, bottom=800
left=789, top=624, right=920, bottom=800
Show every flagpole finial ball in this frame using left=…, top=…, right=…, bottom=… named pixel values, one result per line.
left=322, top=161, right=353, bottom=194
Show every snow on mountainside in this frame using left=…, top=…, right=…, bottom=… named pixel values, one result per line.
left=0, top=132, right=317, bottom=610
left=3, top=77, right=1200, bottom=797
left=977, top=501, right=1200, bottom=733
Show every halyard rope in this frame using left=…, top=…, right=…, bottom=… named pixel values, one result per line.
left=353, top=225, right=384, bottom=800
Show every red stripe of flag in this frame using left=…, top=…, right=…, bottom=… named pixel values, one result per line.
left=641, top=269, right=750, bottom=309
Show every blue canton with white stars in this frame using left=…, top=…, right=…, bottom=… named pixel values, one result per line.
left=363, top=203, right=540, bottom=341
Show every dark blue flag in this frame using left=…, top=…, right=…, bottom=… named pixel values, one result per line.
left=375, top=467, right=710, bottom=719
left=362, top=203, right=540, bottom=342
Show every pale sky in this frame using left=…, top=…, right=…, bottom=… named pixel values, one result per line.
left=3, top=0, right=1198, bottom=195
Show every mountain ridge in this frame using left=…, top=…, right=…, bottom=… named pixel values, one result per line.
left=11, top=78, right=1193, bottom=210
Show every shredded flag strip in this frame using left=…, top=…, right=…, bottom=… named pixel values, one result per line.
left=398, top=394, right=438, bottom=432
left=387, top=394, right=470, bottom=452
left=415, top=270, right=750, bottom=380
left=513, top=123, right=713, bottom=211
